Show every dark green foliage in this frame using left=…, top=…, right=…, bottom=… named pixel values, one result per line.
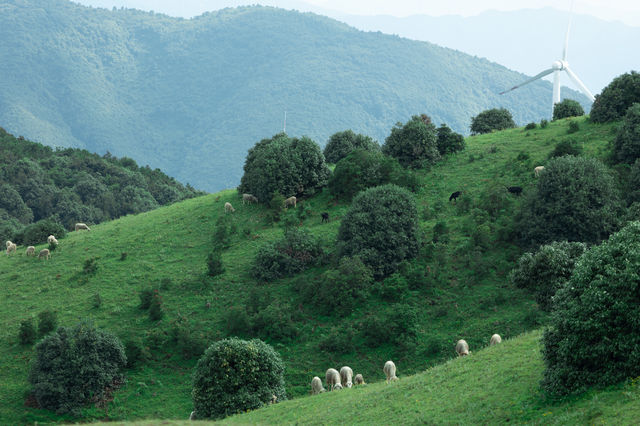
left=338, top=184, right=420, bottom=279
left=567, top=121, right=580, bottom=134
left=548, top=139, right=583, bottom=158
left=238, top=133, right=330, bottom=203
left=206, top=250, right=225, bottom=277
left=432, top=221, right=449, bottom=243
left=13, top=219, right=65, bottom=246
left=119, top=252, right=127, bottom=261
left=0, top=210, right=21, bottom=244
left=192, top=338, right=286, bottom=419
left=213, top=214, right=236, bottom=249
left=542, top=222, right=640, bottom=395
left=123, top=338, right=148, bottom=368
left=626, top=160, right=640, bottom=204
left=0, top=184, right=33, bottom=224
left=92, top=293, right=102, bottom=308
left=250, top=302, right=299, bottom=342
left=19, top=318, right=37, bottom=345
left=382, top=115, right=440, bottom=169
left=553, top=99, right=585, bottom=120
left=224, top=306, right=253, bottom=337
left=375, top=273, right=410, bottom=302
left=476, top=183, right=512, bottom=218
left=269, top=192, right=285, bottom=222
left=517, top=156, right=622, bottom=246
left=148, top=291, right=164, bottom=321
left=37, top=310, right=57, bottom=336
left=436, top=124, right=465, bottom=155
left=168, top=315, right=207, bottom=360
left=524, top=122, right=537, bottom=130
left=82, top=257, right=99, bottom=276
left=359, top=303, right=418, bottom=348
left=323, top=130, right=380, bottom=164
left=28, top=322, right=126, bottom=414
left=613, top=103, right=640, bottom=164
left=470, top=108, right=516, bottom=135
left=540, top=119, right=549, bottom=128
left=509, top=241, right=587, bottom=311
left=318, top=325, right=356, bottom=355
left=590, top=71, right=640, bottom=123
left=139, top=288, right=154, bottom=310
left=252, top=228, right=323, bottom=282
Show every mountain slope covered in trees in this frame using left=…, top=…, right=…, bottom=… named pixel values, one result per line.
left=0, top=0, right=589, bottom=191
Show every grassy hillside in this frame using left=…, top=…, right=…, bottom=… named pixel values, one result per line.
left=0, top=117, right=618, bottom=424
left=0, top=0, right=589, bottom=191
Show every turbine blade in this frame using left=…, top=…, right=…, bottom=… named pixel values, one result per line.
left=553, top=71, right=561, bottom=114
left=499, top=68, right=555, bottom=95
left=564, top=67, right=595, bottom=102
left=563, top=0, right=575, bottom=61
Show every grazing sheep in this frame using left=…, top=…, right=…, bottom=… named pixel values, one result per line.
left=311, top=376, right=325, bottom=394
left=321, top=212, right=329, bottom=223
left=325, top=368, right=343, bottom=391
left=456, top=339, right=470, bottom=356
left=284, top=196, right=297, bottom=208
left=506, top=186, right=523, bottom=196
left=189, top=411, right=196, bottom=420
left=38, top=248, right=51, bottom=260
left=25, top=246, right=35, bottom=257
left=490, top=334, right=502, bottom=345
left=534, top=166, right=545, bottom=177
left=449, top=191, right=462, bottom=203
left=224, top=202, right=235, bottom=213
left=270, top=394, right=278, bottom=405
left=6, top=240, right=12, bottom=248
left=47, top=235, right=58, bottom=245
left=75, top=223, right=91, bottom=231
left=383, top=360, right=398, bottom=382
left=6, top=242, right=17, bottom=255
left=354, top=374, right=365, bottom=385
left=340, top=366, right=354, bottom=388
left=242, top=193, right=258, bottom=205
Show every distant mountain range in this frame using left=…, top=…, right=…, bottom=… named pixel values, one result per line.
left=0, top=0, right=588, bottom=191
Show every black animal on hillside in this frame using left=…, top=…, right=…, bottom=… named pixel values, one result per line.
left=449, top=191, right=462, bottom=203
left=506, top=186, right=523, bottom=196
left=321, top=212, right=329, bottom=223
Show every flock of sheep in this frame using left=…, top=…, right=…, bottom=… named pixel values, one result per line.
left=224, top=194, right=298, bottom=214
left=4, top=223, right=91, bottom=260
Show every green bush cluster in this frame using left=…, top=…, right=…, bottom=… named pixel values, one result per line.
left=470, top=108, right=516, bottom=135
left=206, top=250, right=224, bottom=277
left=19, top=318, right=37, bottom=345
left=13, top=219, right=66, bottom=246
left=552, top=99, right=584, bottom=120
left=590, top=71, right=640, bottom=123
left=436, top=124, right=465, bottom=155
left=322, top=130, right=380, bottom=164
left=548, top=139, right=582, bottom=158
left=382, top=115, right=440, bottom=169
left=613, top=103, right=640, bottom=164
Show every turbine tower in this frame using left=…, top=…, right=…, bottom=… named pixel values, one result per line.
left=500, top=1, right=595, bottom=116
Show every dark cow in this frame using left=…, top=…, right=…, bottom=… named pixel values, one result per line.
left=506, top=186, right=523, bottom=196
left=449, top=191, right=462, bottom=203
left=321, top=212, right=329, bottom=223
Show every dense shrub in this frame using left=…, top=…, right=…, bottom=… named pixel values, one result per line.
left=626, top=159, right=640, bottom=204
left=148, top=290, right=164, bottom=321
left=323, top=130, right=379, bottom=164
left=613, top=103, right=640, bottom=164
left=238, top=133, right=330, bottom=203
left=0, top=184, right=33, bottom=224
left=192, top=338, right=286, bottom=419
left=250, top=302, right=299, bottom=342
left=540, top=119, right=549, bottom=128
left=318, top=325, right=356, bottom=355
left=212, top=214, right=236, bottom=249
left=139, top=288, right=154, bottom=310
left=548, top=139, right=582, bottom=158
left=337, top=184, right=420, bottom=279
left=359, top=303, right=418, bottom=348
left=470, top=108, right=516, bottom=135
left=542, top=222, right=640, bottom=395
left=476, top=182, right=512, bottom=218
left=509, top=241, right=587, bottom=311
left=123, top=338, right=149, bottom=368
left=382, top=115, right=440, bottom=168
left=590, top=71, right=640, bottom=123
left=552, top=99, right=585, bottom=120
left=28, top=322, right=126, bottom=414
left=19, top=318, right=37, bottom=345
left=206, top=250, right=224, bottom=277
left=14, top=219, right=65, bottom=246
left=567, top=121, right=580, bottom=134
left=82, top=257, right=99, bottom=276
left=168, top=315, right=207, bottom=360
left=436, top=124, right=465, bottom=155
left=524, top=122, right=537, bottom=130
left=37, top=310, right=58, bottom=336
left=517, top=156, right=622, bottom=245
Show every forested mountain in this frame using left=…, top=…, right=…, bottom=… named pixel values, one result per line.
left=0, top=127, right=201, bottom=241
left=0, top=0, right=589, bottom=191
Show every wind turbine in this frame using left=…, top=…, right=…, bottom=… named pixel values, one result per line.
left=499, top=1, right=595, bottom=116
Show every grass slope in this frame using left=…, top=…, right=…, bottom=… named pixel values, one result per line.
left=0, top=117, right=619, bottom=424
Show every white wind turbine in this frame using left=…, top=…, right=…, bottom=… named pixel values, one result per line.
left=499, top=1, right=595, bottom=116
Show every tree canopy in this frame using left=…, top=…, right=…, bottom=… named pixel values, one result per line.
left=382, top=115, right=440, bottom=169
left=470, top=108, right=516, bottom=135
left=590, top=71, right=640, bottom=123
left=323, top=130, right=380, bottom=164
left=552, top=99, right=585, bottom=120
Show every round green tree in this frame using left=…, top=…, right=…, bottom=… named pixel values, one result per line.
left=382, top=115, right=440, bottom=169
left=192, top=338, right=286, bottom=419
left=590, top=71, right=640, bottom=123
left=436, top=124, right=465, bottom=155
left=552, top=99, right=585, bottom=120
left=28, top=322, right=126, bottom=414
left=337, top=184, right=420, bottom=279
left=541, top=221, right=640, bottom=396
left=517, top=156, right=622, bottom=246
left=329, top=149, right=402, bottom=200
left=470, top=108, right=516, bottom=135
left=613, top=103, right=640, bottom=164
left=323, top=130, right=379, bottom=164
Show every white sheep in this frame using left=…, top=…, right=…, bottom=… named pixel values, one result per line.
left=325, top=368, right=343, bottom=391
left=75, top=223, right=91, bottom=231
left=311, top=376, right=325, bottom=394
left=284, top=196, right=297, bottom=208
left=534, top=166, right=545, bottom=177
left=354, top=374, right=365, bottom=385
left=490, top=334, right=502, bottom=345
left=340, top=366, right=353, bottom=388
left=383, top=360, right=398, bottom=382
left=6, top=242, right=17, bottom=255
left=224, top=202, right=235, bottom=213
left=5, top=240, right=12, bottom=248
left=38, top=248, right=51, bottom=260
left=242, top=193, right=258, bottom=205
left=456, top=339, right=470, bottom=356
left=47, top=235, right=58, bottom=245
left=25, top=246, right=35, bottom=257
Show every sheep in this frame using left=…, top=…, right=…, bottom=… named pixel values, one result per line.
left=242, top=193, right=258, bottom=204
left=284, top=196, right=297, bottom=208
left=189, top=411, right=196, bottom=420
left=270, top=394, right=278, bottom=405
left=340, top=366, right=353, bottom=388
left=325, top=368, right=343, bottom=391
left=311, top=376, right=325, bottom=394
left=75, top=223, right=91, bottom=231
left=6, top=242, right=17, bottom=255
left=38, top=248, right=51, bottom=260
left=47, top=235, right=58, bottom=245
left=25, top=246, right=35, bottom=257
left=224, top=202, right=235, bottom=213
left=456, top=339, right=470, bottom=356
left=490, top=334, right=502, bottom=345
left=506, top=186, right=523, bottom=196
left=321, top=212, right=329, bottom=223
left=5, top=240, right=11, bottom=248
left=534, top=166, right=545, bottom=177
left=354, top=374, right=365, bottom=385
left=383, top=360, right=398, bottom=382
left=449, top=191, right=462, bottom=203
